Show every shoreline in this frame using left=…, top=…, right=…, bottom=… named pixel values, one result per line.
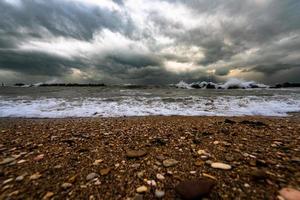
left=1, top=116, right=299, bottom=199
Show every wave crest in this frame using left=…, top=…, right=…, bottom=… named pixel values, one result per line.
left=175, top=78, right=268, bottom=89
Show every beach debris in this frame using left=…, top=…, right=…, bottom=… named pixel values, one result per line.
left=155, top=189, right=165, bottom=198
left=211, top=162, right=232, bottom=170
left=86, top=173, right=99, bottom=181
left=136, top=185, right=148, bottom=193
left=163, top=159, right=179, bottom=167
left=100, top=168, right=111, bottom=176
left=175, top=178, right=216, bottom=200
left=279, top=188, right=300, bottom=200
left=126, top=149, right=147, bottom=158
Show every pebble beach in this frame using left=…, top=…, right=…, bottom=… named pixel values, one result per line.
left=0, top=116, right=300, bottom=199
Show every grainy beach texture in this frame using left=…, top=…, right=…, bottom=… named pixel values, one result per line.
left=1, top=116, right=299, bottom=200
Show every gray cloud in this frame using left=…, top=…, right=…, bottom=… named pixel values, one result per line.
left=0, top=0, right=300, bottom=85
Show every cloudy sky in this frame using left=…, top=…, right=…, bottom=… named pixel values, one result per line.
left=0, top=0, right=299, bottom=85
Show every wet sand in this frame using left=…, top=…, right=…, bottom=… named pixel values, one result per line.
left=0, top=116, right=300, bottom=199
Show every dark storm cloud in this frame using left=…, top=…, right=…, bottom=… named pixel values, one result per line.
left=0, top=50, right=80, bottom=76
left=0, top=0, right=132, bottom=41
left=249, top=64, right=300, bottom=75
left=0, top=0, right=300, bottom=84
left=104, top=53, right=162, bottom=69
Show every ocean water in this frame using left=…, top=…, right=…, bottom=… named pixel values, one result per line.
left=0, top=83, right=300, bottom=118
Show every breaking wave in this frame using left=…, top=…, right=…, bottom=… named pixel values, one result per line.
left=174, top=78, right=269, bottom=89
left=0, top=95, right=299, bottom=118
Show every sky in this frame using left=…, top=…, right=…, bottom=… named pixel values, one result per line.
left=0, top=0, right=299, bottom=85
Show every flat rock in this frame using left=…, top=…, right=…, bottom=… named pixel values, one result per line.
left=279, top=188, right=300, bottom=200
left=0, top=157, right=15, bottom=165
left=126, top=150, right=147, bottom=158
left=175, top=178, right=216, bottom=200
left=211, top=162, right=232, bottom=170
left=163, top=159, right=179, bottom=167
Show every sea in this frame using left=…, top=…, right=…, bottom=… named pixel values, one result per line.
left=0, top=80, right=300, bottom=118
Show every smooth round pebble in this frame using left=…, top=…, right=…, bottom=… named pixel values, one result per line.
left=136, top=185, right=148, bottom=193
left=155, top=190, right=165, bottom=198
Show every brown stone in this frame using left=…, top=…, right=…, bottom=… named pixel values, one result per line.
left=175, top=178, right=216, bottom=200
left=250, top=169, right=268, bottom=181
left=126, top=150, right=147, bottom=158
left=100, top=168, right=111, bottom=176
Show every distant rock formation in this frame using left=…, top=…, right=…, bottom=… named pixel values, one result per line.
left=272, top=82, right=300, bottom=88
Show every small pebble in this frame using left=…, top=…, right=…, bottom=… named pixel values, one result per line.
left=86, top=173, right=99, bottom=181
left=34, top=154, right=44, bottom=161
left=136, top=185, right=148, bottom=193
left=30, top=172, right=42, bottom=180
left=146, top=180, right=156, bottom=187
left=155, top=190, right=165, bottom=198
left=61, top=182, right=73, bottom=189
left=156, top=173, right=165, bottom=180
left=42, top=192, right=54, bottom=200
left=15, top=175, right=24, bottom=182
left=163, top=159, right=179, bottom=167
left=100, top=168, right=111, bottom=176
left=93, top=159, right=103, bottom=166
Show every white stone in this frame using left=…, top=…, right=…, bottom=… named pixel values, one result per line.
left=155, top=190, right=165, bottom=198
left=156, top=173, right=165, bottom=180
left=211, top=162, right=232, bottom=170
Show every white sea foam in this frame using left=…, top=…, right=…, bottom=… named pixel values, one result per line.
left=175, top=78, right=269, bottom=89
left=0, top=95, right=299, bottom=118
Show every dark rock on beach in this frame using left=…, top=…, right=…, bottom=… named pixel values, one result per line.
left=175, top=178, right=216, bottom=199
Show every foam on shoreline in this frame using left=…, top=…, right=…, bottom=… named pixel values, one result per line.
left=0, top=95, right=299, bottom=118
